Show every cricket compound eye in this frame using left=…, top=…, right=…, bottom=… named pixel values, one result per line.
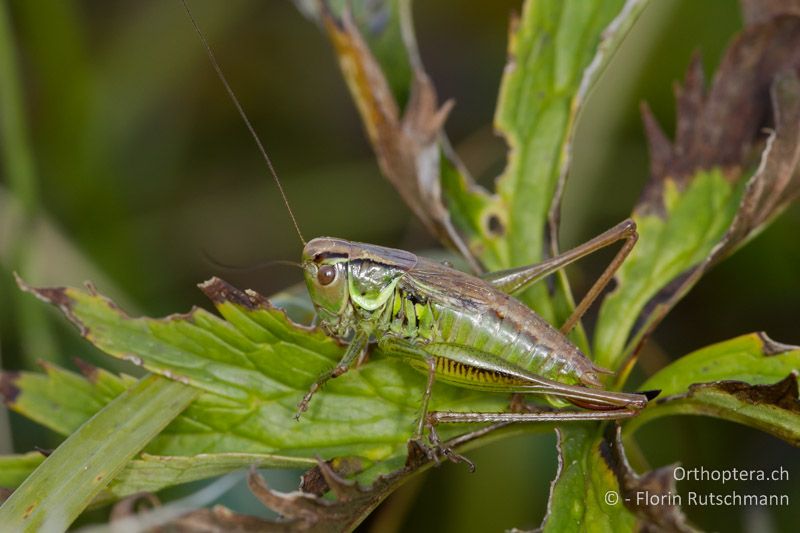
left=317, top=264, right=337, bottom=286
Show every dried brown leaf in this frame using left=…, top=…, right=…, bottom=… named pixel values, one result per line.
left=624, top=14, right=800, bottom=353
left=630, top=373, right=800, bottom=448
left=711, top=373, right=800, bottom=412
left=601, top=425, right=696, bottom=533
left=320, top=5, right=480, bottom=271
left=110, top=492, right=161, bottom=523
left=741, top=0, right=800, bottom=25
left=639, top=16, right=800, bottom=215
left=232, top=439, right=443, bottom=532
left=164, top=505, right=274, bottom=533
left=634, top=71, right=800, bottom=346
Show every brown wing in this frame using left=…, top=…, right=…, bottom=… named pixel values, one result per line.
left=403, top=256, right=505, bottom=312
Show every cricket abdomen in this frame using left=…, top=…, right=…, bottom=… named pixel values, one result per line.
left=379, top=261, right=608, bottom=389
left=427, top=296, right=603, bottom=388
left=433, top=355, right=529, bottom=387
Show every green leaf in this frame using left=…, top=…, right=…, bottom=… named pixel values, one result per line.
left=489, top=0, right=646, bottom=321
left=16, top=277, right=507, bottom=465
left=0, top=453, right=44, bottom=489
left=0, top=361, right=136, bottom=437
left=0, top=451, right=313, bottom=506
left=594, top=169, right=743, bottom=369
left=543, top=426, right=636, bottom=532
left=595, top=25, right=800, bottom=372
left=640, top=333, right=800, bottom=396
left=98, top=452, right=314, bottom=506
left=625, top=334, right=800, bottom=444
left=0, top=374, right=196, bottom=531
left=544, top=424, right=696, bottom=532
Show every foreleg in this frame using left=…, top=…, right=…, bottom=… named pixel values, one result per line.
left=296, top=332, right=368, bottom=418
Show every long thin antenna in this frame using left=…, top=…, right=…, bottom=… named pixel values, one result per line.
left=201, top=248, right=302, bottom=272
left=181, top=0, right=307, bottom=245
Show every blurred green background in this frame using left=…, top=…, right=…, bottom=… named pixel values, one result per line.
left=1, top=1, right=798, bottom=531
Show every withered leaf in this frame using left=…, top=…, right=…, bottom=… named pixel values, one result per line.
left=152, top=505, right=274, bottom=532
left=630, top=373, right=800, bottom=447
left=625, top=16, right=800, bottom=353
left=741, top=0, right=800, bottom=26
left=226, top=428, right=512, bottom=532
left=131, top=431, right=504, bottom=533
left=320, top=5, right=482, bottom=272
left=639, top=16, right=800, bottom=215
left=600, top=425, right=696, bottom=533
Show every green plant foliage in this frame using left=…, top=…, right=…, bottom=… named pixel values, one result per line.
left=452, top=0, right=649, bottom=299
left=7, top=277, right=506, bottom=463
left=625, top=333, right=800, bottom=443
left=0, top=447, right=314, bottom=509
left=1, top=361, right=137, bottom=436
left=0, top=374, right=196, bottom=532
left=492, top=0, right=626, bottom=268
left=2, top=0, right=800, bottom=530
left=542, top=333, right=800, bottom=531
left=641, top=333, right=800, bottom=396
left=0, top=453, right=43, bottom=489
left=594, top=169, right=744, bottom=368
left=543, top=426, right=636, bottom=532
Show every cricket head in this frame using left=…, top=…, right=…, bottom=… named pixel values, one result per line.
left=302, top=238, right=351, bottom=330
left=302, top=237, right=416, bottom=334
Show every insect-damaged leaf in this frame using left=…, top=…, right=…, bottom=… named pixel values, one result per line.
left=626, top=333, right=800, bottom=445
left=594, top=14, right=800, bottom=370
left=13, top=276, right=508, bottom=466
left=639, top=333, right=800, bottom=397
left=631, top=375, right=800, bottom=447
